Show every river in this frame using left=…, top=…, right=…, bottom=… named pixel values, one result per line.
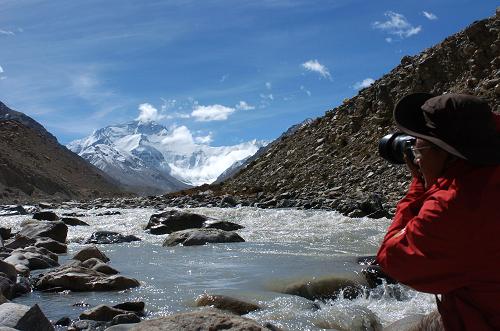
left=2, top=206, right=435, bottom=330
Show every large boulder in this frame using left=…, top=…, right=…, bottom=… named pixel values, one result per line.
left=85, top=231, right=141, bottom=245
left=17, top=220, right=68, bottom=243
left=0, top=227, right=11, bottom=240
left=73, top=246, right=110, bottom=263
left=195, top=294, right=261, bottom=315
left=0, top=275, right=15, bottom=299
left=0, top=303, right=54, bottom=331
left=33, top=211, right=59, bottom=221
left=126, top=309, right=272, bottom=331
left=163, top=229, right=245, bottom=247
left=34, top=265, right=140, bottom=292
left=145, top=210, right=207, bottom=234
left=4, top=235, right=36, bottom=250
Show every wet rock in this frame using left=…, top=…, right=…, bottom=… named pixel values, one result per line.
left=195, top=294, right=261, bottom=315
left=145, top=210, right=206, bottom=233
left=85, top=231, right=141, bottom=244
left=55, top=316, right=72, bottom=326
left=362, top=265, right=397, bottom=288
left=163, top=228, right=245, bottom=247
left=220, top=195, right=238, bottom=207
left=0, top=205, right=28, bottom=216
left=0, top=260, right=17, bottom=282
left=0, top=292, right=9, bottom=304
left=34, top=265, right=140, bottom=292
left=126, top=309, right=272, bottom=331
left=33, top=211, right=59, bottom=221
left=110, top=313, right=141, bottom=325
left=18, top=220, right=68, bottom=243
left=4, top=248, right=59, bottom=273
left=113, top=302, right=145, bottom=313
left=80, top=305, right=129, bottom=321
left=0, top=227, right=11, bottom=240
left=205, top=221, right=244, bottom=231
left=4, top=235, right=36, bottom=250
left=0, top=275, right=15, bottom=299
left=35, top=237, right=67, bottom=254
left=0, top=303, right=54, bottom=331
left=73, top=246, right=110, bottom=263
left=280, top=275, right=365, bottom=300
left=96, top=211, right=122, bottom=216
left=92, top=263, right=119, bottom=275
left=61, top=217, right=89, bottom=226
left=62, top=212, right=88, bottom=217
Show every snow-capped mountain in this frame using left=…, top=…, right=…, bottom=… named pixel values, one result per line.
left=67, top=120, right=266, bottom=195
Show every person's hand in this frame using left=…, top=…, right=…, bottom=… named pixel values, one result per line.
left=404, top=154, right=423, bottom=182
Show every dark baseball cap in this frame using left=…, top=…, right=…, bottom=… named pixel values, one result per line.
left=394, top=93, right=500, bottom=165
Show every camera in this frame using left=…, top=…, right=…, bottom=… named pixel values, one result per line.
left=378, top=132, right=416, bottom=164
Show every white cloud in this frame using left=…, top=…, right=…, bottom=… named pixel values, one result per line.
left=191, top=104, right=235, bottom=121
left=302, top=59, right=331, bottom=79
left=236, top=101, right=255, bottom=110
left=220, top=74, right=229, bottom=83
left=195, top=133, right=213, bottom=144
left=136, top=103, right=165, bottom=122
left=373, top=11, right=422, bottom=39
left=0, top=29, right=15, bottom=36
left=0, top=65, right=3, bottom=73
left=265, top=82, right=272, bottom=90
left=300, top=85, right=311, bottom=96
left=423, top=11, right=438, bottom=20
left=385, top=37, right=393, bottom=43
left=260, top=93, right=274, bottom=101
left=353, top=78, right=375, bottom=89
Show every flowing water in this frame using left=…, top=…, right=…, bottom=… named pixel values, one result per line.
left=2, top=207, right=435, bottom=330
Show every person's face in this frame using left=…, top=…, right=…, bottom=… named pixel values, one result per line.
left=413, top=138, right=450, bottom=188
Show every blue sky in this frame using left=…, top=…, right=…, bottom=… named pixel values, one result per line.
left=0, top=0, right=496, bottom=146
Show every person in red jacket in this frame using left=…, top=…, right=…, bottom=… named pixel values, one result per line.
left=376, top=93, right=500, bottom=330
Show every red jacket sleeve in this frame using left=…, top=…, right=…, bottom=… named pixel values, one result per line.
left=376, top=181, right=473, bottom=294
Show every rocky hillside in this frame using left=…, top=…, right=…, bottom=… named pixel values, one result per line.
left=205, top=10, right=500, bottom=216
left=0, top=105, right=127, bottom=203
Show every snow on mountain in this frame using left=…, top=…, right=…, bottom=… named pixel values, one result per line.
left=67, top=120, right=267, bottom=194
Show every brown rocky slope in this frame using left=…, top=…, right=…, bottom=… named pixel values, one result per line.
left=188, top=10, right=500, bottom=216
left=0, top=108, right=128, bottom=203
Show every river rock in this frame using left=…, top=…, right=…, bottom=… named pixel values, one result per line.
left=110, top=313, right=141, bottom=325
left=205, top=221, right=244, bottom=231
left=362, top=265, right=397, bottom=288
left=0, top=227, right=11, bottom=240
left=0, top=275, right=15, bottom=299
left=113, top=302, right=145, bottom=313
left=34, top=237, right=67, bottom=254
left=73, top=246, right=110, bottom=263
left=61, top=217, right=89, bottom=226
left=163, top=228, right=245, bottom=247
left=145, top=210, right=206, bottom=233
left=126, top=309, right=272, bottom=331
left=96, top=211, right=122, bottom=216
left=85, top=231, right=141, bottom=244
left=80, top=305, right=130, bottom=321
left=0, top=260, right=17, bottom=282
left=33, top=211, right=59, bottom=221
left=195, top=294, right=261, bottom=315
left=17, top=220, right=68, bottom=243
left=34, top=265, right=140, bottom=292
left=0, top=292, right=8, bottom=304
left=4, top=235, right=36, bottom=250
left=92, top=263, right=119, bottom=275
left=279, top=275, right=365, bottom=300
left=4, top=248, right=58, bottom=274
left=0, top=303, right=54, bottom=331
left=55, top=316, right=72, bottom=326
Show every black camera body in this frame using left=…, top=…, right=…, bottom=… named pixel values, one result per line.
left=378, top=132, right=416, bottom=164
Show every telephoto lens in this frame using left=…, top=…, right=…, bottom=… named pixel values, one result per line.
left=378, top=132, right=416, bottom=164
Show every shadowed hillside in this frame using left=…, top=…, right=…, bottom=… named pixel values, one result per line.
left=0, top=105, right=128, bottom=203
left=210, top=10, right=500, bottom=215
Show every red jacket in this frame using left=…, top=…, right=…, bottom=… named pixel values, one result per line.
left=376, top=160, right=500, bottom=330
